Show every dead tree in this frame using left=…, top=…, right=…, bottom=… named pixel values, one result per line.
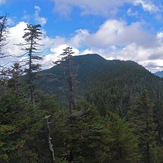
left=45, top=115, right=55, bottom=163
left=54, top=47, right=77, bottom=115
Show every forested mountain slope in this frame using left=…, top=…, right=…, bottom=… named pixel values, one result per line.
left=2, top=53, right=163, bottom=162
left=39, top=54, right=163, bottom=117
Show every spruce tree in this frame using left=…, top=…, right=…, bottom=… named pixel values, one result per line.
left=107, top=113, right=140, bottom=163
left=129, top=89, right=157, bottom=163
left=0, top=14, right=11, bottom=82
left=0, top=89, right=44, bottom=162
left=17, top=24, right=43, bottom=104
left=0, top=14, right=9, bottom=59
left=68, top=100, right=111, bottom=162
left=54, top=47, right=76, bottom=115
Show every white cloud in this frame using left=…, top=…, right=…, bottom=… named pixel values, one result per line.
left=0, top=0, right=5, bottom=5
left=37, top=34, right=80, bottom=69
left=0, top=20, right=68, bottom=70
left=127, top=8, right=138, bottom=16
left=6, top=22, right=27, bottom=56
left=41, top=36, right=66, bottom=49
left=155, top=14, right=162, bottom=21
left=21, top=14, right=31, bottom=22
left=139, top=60, right=163, bottom=73
left=39, top=40, right=163, bottom=72
left=0, top=21, right=56, bottom=70
left=38, top=18, right=163, bottom=71
left=0, top=22, right=27, bottom=67
left=40, top=44, right=80, bottom=70
left=52, top=0, right=159, bottom=16
left=118, top=43, right=150, bottom=61
left=53, top=0, right=125, bottom=16
left=35, top=6, right=41, bottom=12
left=157, top=31, right=163, bottom=39
left=70, top=19, right=157, bottom=48
left=2, top=17, right=163, bottom=72
left=68, top=29, right=90, bottom=48
left=78, top=43, right=163, bottom=73
left=21, top=7, right=47, bottom=25
left=7, top=17, right=16, bottom=26
left=34, top=6, right=47, bottom=26
left=134, top=0, right=159, bottom=13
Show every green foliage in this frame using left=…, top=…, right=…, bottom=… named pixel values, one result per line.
left=106, top=113, right=140, bottom=163
left=38, top=54, right=163, bottom=120
left=50, top=108, right=70, bottom=160
left=0, top=13, right=8, bottom=59
left=2, top=54, right=163, bottom=163
left=18, top=24, right=43, bottom=104
left=0, top=89, right=45, bottom=162
left=55, top=47, right=77, bottom=114
left=55, top=157, right=69, bottom=163
left=67, top=100, right=111, bottom=162
left=129, top=89, right=158, bottom=162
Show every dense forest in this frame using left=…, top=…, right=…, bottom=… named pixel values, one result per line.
left=1, top=15, right=163, bottom=163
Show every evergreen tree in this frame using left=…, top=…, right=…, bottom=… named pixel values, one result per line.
left=0, top=89, right=44, bottom=162
left=67, top=100, right=111, bottom=162
left=107, top=113, right=140, bottom=163
left=0, top=13, right=9, bottom=59
left=129, top=89, right=157, bottom=163
left=0, top=14, right=10, bottom=82
left=54, top=47, right=76, bottom=115
left=9, top=62, right=23, bottom=91
left=17, top=24, right=43, bottom=104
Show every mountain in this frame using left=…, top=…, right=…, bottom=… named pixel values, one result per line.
left=154, top=71, right=163, bottom=77
left=38, top=54, right=163, bottom=117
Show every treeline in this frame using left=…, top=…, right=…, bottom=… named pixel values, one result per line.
left=1, top=15, right=163, bottom=163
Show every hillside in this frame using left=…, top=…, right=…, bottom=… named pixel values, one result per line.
left=154, top=70, right=163, bottom=77
left=2, top=53, right=163, bottom=162
left=38, top=54, right=163, bottom=116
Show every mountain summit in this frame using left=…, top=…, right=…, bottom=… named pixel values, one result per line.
left=38, top=53, right=163, bottom=116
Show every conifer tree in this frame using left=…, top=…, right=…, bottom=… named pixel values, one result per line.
left=10, top=62, right=23, bottom=91
left=129, top=89, right=157, bottom=163
left=55, top=47, right=76, bottom=114
left=0, top=89, right=44, bottom=162
left=17, top=24, right=43, bottom=104
left=107, top=113, right=140, bottom=163
left=67, top=100, right=111, bottom=162
left=0, top=14, right=11, bottom=82
left=0, top=14, right=9, bottom=58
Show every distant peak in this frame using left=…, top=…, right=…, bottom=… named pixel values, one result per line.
left=74, top=53, right=106, bottom=60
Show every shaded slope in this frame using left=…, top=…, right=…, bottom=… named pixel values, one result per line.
left=39, top=54, right=163, bottom=117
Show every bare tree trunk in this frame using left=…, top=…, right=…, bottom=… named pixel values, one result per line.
left=45, top=115, right=55, bottom=163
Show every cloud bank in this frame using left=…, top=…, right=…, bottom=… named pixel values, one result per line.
left=1, top=3, right=163, bottom=73
left=2, top=17, right=163, bottom=73
left=53, top=0, right=159, bottom=16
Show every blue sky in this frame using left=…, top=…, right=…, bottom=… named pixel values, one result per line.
left=1, top=0, right=163, bottom=72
